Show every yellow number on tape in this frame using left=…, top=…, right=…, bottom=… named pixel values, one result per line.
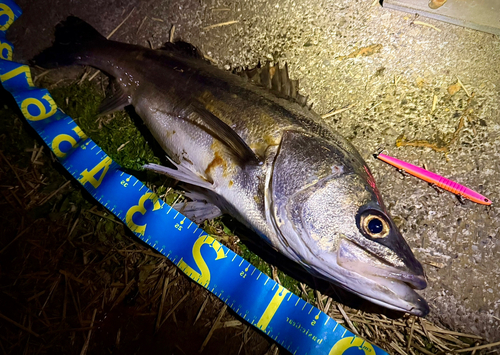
left=21, top=94, right=57, bottom=121
left=0, top=41, right=13, bottom=60
left=0, top=4, right=15, bottom=31
left=329, top=336, right=375, bottom=355
left=125, top=192, right=161, bottom=236
left=52, top=127, right=88, bottom=158
left=0, top=65, right=33, bottom=86
left=178, top=235, right=227, bottom=287
left=78, top=156, right=112, bottom=189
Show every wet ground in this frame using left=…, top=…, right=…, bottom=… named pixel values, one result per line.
left=4, top=0, right=500, bottom=350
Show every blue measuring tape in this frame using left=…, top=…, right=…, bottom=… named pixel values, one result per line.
left=0, top=2, right=389, bottom=354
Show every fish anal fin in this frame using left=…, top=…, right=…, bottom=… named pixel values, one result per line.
left=98, top=81, right=131, bottom=116
left=174, top=201, right=222, bottom=224
left=174, top=191, right=223, bottom=224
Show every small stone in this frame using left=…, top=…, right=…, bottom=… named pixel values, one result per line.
left=416, top=77, right=425, bottom=88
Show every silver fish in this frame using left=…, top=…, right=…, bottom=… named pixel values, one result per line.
left=34, top=17, right=429, bottom=316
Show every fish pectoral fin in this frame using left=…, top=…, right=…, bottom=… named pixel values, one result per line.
left=98, top=82, right=131, bottom=116
left=143, top=160, right=214, bottom=190
left=189, top=100, right=262, bottom=165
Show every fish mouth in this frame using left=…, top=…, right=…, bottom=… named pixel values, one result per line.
left=336, top=239, right=429, bottom=316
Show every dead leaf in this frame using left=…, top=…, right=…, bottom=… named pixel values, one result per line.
left=448, top=81, right=461, bottom=96
left=429, top=0, right=447, bottom=10
left=337, top=44, right=383, bottom=60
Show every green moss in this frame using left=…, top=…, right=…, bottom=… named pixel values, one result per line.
left=50, top=82, right=160, bottom=170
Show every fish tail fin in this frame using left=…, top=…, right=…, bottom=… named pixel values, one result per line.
left=32, top=16, right=106, bottom=68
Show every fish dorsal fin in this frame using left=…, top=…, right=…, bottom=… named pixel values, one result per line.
left=235, top=62, right=312, bottom=109
left=160, top=41, right=206, bottom=60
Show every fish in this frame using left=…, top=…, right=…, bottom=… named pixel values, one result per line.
left=33, top=16, right=429, bottom=316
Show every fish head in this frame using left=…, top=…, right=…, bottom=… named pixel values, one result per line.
left=268, top=130, right=428, bottom=316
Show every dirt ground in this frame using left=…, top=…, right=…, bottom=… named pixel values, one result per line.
left=2, top=0, right=500, bottom=353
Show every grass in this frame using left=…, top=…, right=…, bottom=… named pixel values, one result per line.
left=49, top=80, right=161, bottom=171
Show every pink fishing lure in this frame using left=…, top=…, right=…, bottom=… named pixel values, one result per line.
left=375, top=153, right=492, bottom=205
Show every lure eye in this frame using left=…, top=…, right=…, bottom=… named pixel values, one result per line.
left=360, top=213, right=390, bottom=239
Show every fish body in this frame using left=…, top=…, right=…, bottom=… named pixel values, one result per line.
left=34, top=17, right=429, bottom=316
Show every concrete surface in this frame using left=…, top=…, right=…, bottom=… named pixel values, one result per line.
left=384, top=0, right=500, bottom=36
left=6, top=0, right=500, bottom=342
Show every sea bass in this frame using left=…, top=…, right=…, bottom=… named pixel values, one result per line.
left=33, top=17, right=429, bottom=316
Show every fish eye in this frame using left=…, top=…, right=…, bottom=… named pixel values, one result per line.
left=368, top=218, right=383, bottom=234
left=360, top=213, right=390, bottom=239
